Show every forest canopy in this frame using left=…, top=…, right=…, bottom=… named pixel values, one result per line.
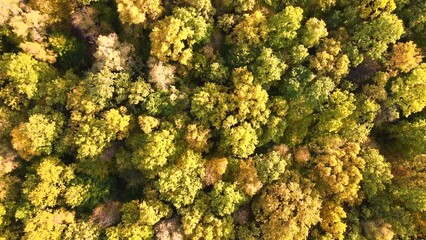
left=1, top=0, right=426, bottom=239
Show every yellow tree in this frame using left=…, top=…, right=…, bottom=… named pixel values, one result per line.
left=116, top=0, right=163, bottom=26
left=387, top=41, right=423, bottom=76
left=252, top=172, right=322, bottom=240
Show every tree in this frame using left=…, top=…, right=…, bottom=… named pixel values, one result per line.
left=279, top=66, right=316, bottom=101
left=71, top=110, right=130, bottom=160
left=316, top=89, right=356, bottom=133
left=157, top=150, right=205, bottom=209
left=22, top=209, right=77, bottom=240
left=299, top=17, right=328, bottom=48
left=350, top=13, right=404, bottom=60
left=318, top=200, right=348, bottom=240
left=70, top=6, right=111, bottom=43
left=360, top=147, right=393, bottom=199
left=179, top=193, right=235, bottom=239
left=357, top=0, right=396, bottom=19
left=250, top=47, right=287, bottom=85
left=203, top=158, right=228, bottom=186
left=267, top=6, right=303, bottom=49
left=41, top=70, right=78, bottom=106
left=154, top=217, right=184, bottom=240
left=150, top=7, right=211, bottom=65
left=106, top=199, right=172, bottom=239
left=209, top=181, right=248, bottom=217
left=66, top=69, right=129, bottom=115
left=93, top=33, right=134, bottom=72
left=132, top=128, right=176, bottom=172
left=259, top=97, right=288, bottom=145
left=390, top=63, right=426, bottom=117
left=236, top=158, right=262, bottom=196
left=0, top=53, right=44, bottom=109
left=283, top=96, right=314, bottom=146
left=386, top=118, right=426, bottom=157
left=253, top=145, right=290, bottom=184
left=103, top=107, right=131, bottom=140
left=230, top=67, right=270, bottom=128
left=90, top=200, right=122, bottom=229
left=27, top=0, right=76, bottom=24
left=190, top=48, right=230, bottom=84
left=310, top=135, right=365, bottom=203
left=22, top=156, right=74, bottom=208
left=185, top=123, right=211, bottom=152
left=220, top=122, right=259, bottom=158
left=116, top=0, right=163, bottom=26
left=128, top=78, right=153, bottom=105
left=2, top=2, right=58, bottom=63
left=309, top=38, right=350, bottom=83
left=22, top=156, right=110, bottom=210
left=226, top=11, right=268, bottom=49
left=226, top=11, right=269, bottom=65
left=190, top=82, right=232, bottom=129
left=387, top=41, right=423, bottom=76
left=252, top=172, right=322, bottom=240
left=386, top=154, right=426, bottom=232
left=148, top=59, right=176, bottom=90
left=11, top=114, right=58, bottom=160
left=396, top=0, right=426, bottom=48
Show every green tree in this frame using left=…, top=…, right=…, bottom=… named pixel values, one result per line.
left=11, top=114, right=58, bottom=160
left=22, top=209, right=78, bottom=240
left=226, top=11, right=269, bottom=65
left=67, top=69, right=130, bottom=115
left=390, top=63, right=426, bottom=117
left=150, top=7, right=211, bottom=65
left=191, top=83, right=232, bottom=129
left=359, top=146, right=393, bottom=197
left=221, top=122, right=259, bottom=158
left=106, top=199, right=172, bottom=239
left=350, top=13, right=404, bottom=61
left=299, top=17, right=328, bottom=48
left=386, top=118, right=426, bottom=157
left=267, top=6, right=303, bottom=49
left=180, top=193, right=235, bottom=239
left=22, top=156, right=74, bottom=208
left=230, top=67, right=270, bottom=128
left=209, top=181, right=248, bottom=217
left=71, top=110, right=130, bottom=160
left=227, top=11, right=268, bottom=49
left=132, top=128, right=176, bottom=172
left=253, top=145, right=290, bottom=184
left=357, top=0, right=396, bottom=19
left=157, top=150, right=205, bottom=209
left=316, top=90, right=356, bottom=133
left=0, top=53, right=54, bottom=109
left=250, top=47, right=287, bottom=85
left=392, top=155, right=426, bottom=212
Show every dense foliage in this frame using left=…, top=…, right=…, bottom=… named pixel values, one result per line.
left=1, top=0, right=426, bottom=239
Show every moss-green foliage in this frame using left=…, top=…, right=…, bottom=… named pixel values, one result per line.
left=11, top=114, right=58, bottom=160
left=157, top=150, right=205, bottom=208
left=1, top=0, right=426, bottom=239
left=390, top=63, right=426, bottom=117
left=106, top=198, right=172, bottom=239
